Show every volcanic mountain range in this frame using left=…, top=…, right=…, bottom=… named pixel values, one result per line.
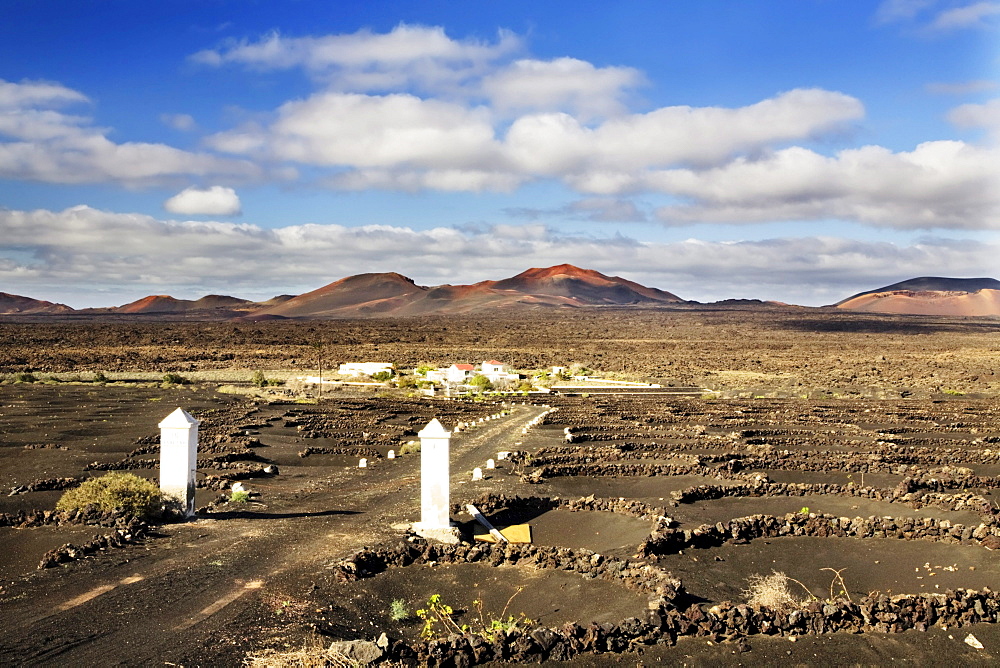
left=2, top=266, right=998, bottom=319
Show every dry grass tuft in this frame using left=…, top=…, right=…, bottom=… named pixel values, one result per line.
left=244, top=640, right=353, bottom=668
left=742, top=570, right=809, bottom=610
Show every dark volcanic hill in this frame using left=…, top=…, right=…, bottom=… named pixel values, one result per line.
left=255, top=273, right=428, bottom=318
left=489, top=264, right=683, bottom=305
left=836, top=277, right=1000, bottom=317
left=0, top=292, right=74, bottom=315
left=252, top=265, right=685, bottom=319
left=110, top=294, right=254, bottom=314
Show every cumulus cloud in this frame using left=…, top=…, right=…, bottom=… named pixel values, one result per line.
left=0, top=79, right=261, bottom=186
left=481, top=58, right=644, bottom=119
left=2, top=205, right=997, bottom=307
left=210, top=92, right=501, bottom=169
left=948, top=98, right=1000, bottom=140
left=0, top=79, right=88, bottom=109
left=208, top=87, right=863, bottom=194
left=503, top=88, right=864, bottom=177
left=191, top=24, right=523, bottom=96
left=649, top=141, right=1000, bottom=229
left=163, top=186, right=242, bottom=216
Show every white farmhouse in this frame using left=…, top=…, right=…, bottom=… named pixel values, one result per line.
left=446, top=363, right=476, bottom=384
left=481, top=360, right=520, bottom=384
left=338, top=362, right=394, bottom=377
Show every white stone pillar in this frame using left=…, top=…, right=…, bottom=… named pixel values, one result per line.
left=416, top=418, right=452, bottom=530
left=158, top=408, right=199, bottom=518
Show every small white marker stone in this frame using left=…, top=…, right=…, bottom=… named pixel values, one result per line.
left=486, top=458, right=496, bottom=469
left=359, top=458, right=368, bottom=468
left=158, top=407, right=199, bottom=518
left=387, top=450, right=396, bottom=459
left=472, top=467, right=484, bottom=481
left=415, top=418, right=452, bottom=531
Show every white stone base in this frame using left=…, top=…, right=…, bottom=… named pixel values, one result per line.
left=411, top=522, right=461, bottom=544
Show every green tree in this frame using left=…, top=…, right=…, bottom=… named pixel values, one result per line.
left=468, top=374, right=493, bottom=391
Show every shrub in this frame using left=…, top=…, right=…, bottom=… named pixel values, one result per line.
left=230, top=490, right=250, bottom=503
left=14, top=372, right=37, bottom=383
left=400, top=441, right=421, bottom=455
left=251, top=370, right=267, bottom=387
left=390, top=598, right=412, bottom=621
left=56, top=472, right=164, bottom=520
left=468, top=374, right=493, bottom=391
left=162, top=372, right=189, bottom=385
left=372, top=370, right=394, bottom=382
left=743, top=571, right=815, bottom=610
left=93, top=371, right=108, bottom=383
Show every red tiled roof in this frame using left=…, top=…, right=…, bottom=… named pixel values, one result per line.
left=485, top=360, right=503, bottom=365
left=452, top=363, right=475, bottom=371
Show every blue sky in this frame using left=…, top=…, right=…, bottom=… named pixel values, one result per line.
left=0, top=0, right=997, bottom=307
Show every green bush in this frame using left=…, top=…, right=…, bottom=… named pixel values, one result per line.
left=230, top=490, right=250, bottom=503
left=397, top=375, right=419, bottom=389
left=56, top=472, right=164, bottom=520
left=372, top=370, right=394, bottom=382
left=93, top=371, right=108, bottom=383
left=468, top=375, right=493, bottom=391
left=14, top=372, right=37, bottom=383
left=251, top=370, right=268, bottom=387
left=390, top=598, right=412, bottom=621
left=162, top=372, right=189, bottom=385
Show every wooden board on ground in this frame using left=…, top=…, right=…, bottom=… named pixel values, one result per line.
left=474, top=524, right=532, bottom=544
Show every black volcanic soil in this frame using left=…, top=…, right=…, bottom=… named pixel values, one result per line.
left=1, top=314, right=1000, bottom=665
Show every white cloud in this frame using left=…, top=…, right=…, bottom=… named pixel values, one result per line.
left=948, top=98, right=1000, bottom=140
left=2, top=205, right=997, bottom=307
left=482, top=57, right=643, bottom=119
left=164, top=186, right=242, bottom=216
left=927, top=1, right=1000, bottom=30
left=191, top=24, right=523, bottom=96
left=208, top=87, right=863, bottom=196
left=649, top=141, right=1000, bottom=229
left=0, top=79, right=261, bottom=186
left=504, top=88, right=863, bottom=176
left=0, top=79, right=88, bottom=109
left=210, top=92, right=501, bottom=171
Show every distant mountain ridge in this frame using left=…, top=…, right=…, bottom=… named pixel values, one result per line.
left=253, top=264, right=684, bottom=319
left=5, top=269, right=1000, bottom=320
left=835, top=276, right=1000, bottom=317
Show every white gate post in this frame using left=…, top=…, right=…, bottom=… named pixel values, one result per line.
left=158, top=408, right=199, bottom=518
left=415, top=418, right=452, bottom=531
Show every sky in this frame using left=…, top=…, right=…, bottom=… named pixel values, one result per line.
left=0, top=0, right=998, bottom=308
